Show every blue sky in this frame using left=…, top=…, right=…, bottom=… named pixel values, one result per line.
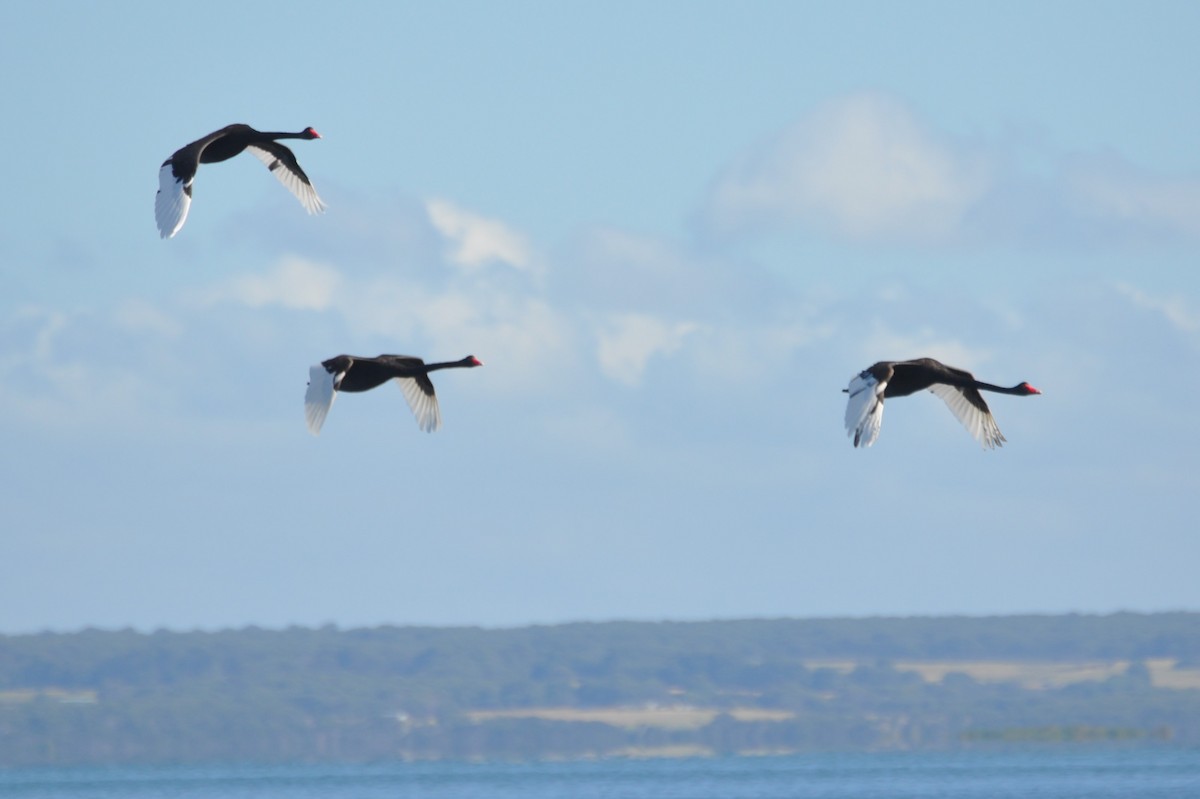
left=2, top=2, right=1199, bottom=633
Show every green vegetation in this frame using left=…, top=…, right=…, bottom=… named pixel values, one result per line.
left=0, top=613, right=1197, bottom=765
left=959, top=725, right=1169, bottom=743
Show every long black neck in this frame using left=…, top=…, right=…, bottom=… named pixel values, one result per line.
left=966, top=380, right=1028, bottom=395
left=425, top=356, right=477, bottom=372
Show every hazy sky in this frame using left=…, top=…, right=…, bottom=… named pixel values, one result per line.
left=3, top=2, right=1199, bottom=633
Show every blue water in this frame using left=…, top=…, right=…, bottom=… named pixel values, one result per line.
left=3, top=749, right=1198, bottom=799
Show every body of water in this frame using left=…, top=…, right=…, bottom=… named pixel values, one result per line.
left=3, top=748, right=1198, bottom=799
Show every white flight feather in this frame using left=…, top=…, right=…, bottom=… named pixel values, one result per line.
left=845, top=372, right=887, bottom=448
left=395, top=377, right=442, bottom=433
left=304, top=364, right=339, bottom=435
left=155, top=162, right=191, bottom=238
left=245, top=145, right=327, bottom=214
left=927, top=384, right=1006, bottom=449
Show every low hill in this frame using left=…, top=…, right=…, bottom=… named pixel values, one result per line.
left=1, top=613, right=1197, bottom=764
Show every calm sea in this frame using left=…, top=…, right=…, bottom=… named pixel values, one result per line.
left=3, top=749, right=1198, bottom=799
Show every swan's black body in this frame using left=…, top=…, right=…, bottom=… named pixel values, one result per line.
left=845, top=358, right=1040, bottom=449
left=156, top=124, right=325, bottom=237
left=864, top=358, right=1036, bottom=402
left=164, top=124, right=319, bottom=182
left=305, top=354, right=483, bottom=435
left=321, top=355, right=481, bottom=394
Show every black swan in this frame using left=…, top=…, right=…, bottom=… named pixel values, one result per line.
left=845, top=358, right=1040, bottom=449
left=156, top=124, right=326, bottom=238
left=305, top=354, right=483, bottom=435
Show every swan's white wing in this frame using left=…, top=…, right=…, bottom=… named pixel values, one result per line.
left=304, top=364, right=339, bottom=435
left=928, top=384, right=1006, bottom=449
left=845, top=371, right=886, bottom=448
left=155, top=161, right=191, bottom=238
left=245, top=144, right=327, bottom=215
left=395, top=377, right=442, bottom=433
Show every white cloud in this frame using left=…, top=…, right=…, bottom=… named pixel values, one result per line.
left=0, top=307, right=167, bottom=432
left=211, top=256, right=342, bottom=311
left=595, top=313, right=699, bottom=385
left=703, top=93, right=992, bottom=242
left=204, top=253, right=576, bottom=395
left=565, top=225, right=785, bottom=321
left=858, top=324, right=994, bottom=374
left=687, top=318, right=833, bottom=385
left=699, top=92, right=1200, bottom=253
left=113, top=300, right=183, bottom=339
left=1116, top=283, right=1200, bottom=333
left=413, top=292, right=577, bottom=394
left=1068, top=159, right=1200, bottom=238
left=426, top=199, right=533, bottom=271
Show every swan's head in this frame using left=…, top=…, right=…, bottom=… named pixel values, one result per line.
left=465, top=355, right=484, bottom=367
left=303, top=127, right=322, bottom=139
left=1019, top=382, right=1041, bottom=395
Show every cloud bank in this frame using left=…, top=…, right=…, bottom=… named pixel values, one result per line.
left=426, top=199, right=534, bottom=272
left=699, top=92, right=1200, bottom=251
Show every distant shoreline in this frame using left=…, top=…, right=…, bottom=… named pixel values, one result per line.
left=2, top=612, right=1196, bottom=766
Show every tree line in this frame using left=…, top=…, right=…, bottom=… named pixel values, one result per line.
left=0, top=613, right=1196, bottom=765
